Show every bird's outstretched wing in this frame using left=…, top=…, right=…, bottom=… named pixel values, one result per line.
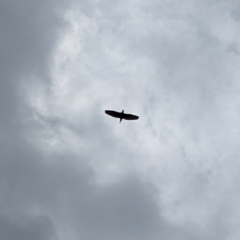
left=123, top=113, right=139, bottom=120
left=105, top=110, right=121, bottom=118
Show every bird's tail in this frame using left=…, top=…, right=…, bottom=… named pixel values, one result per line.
left=119, top=118, right=122, bottom=124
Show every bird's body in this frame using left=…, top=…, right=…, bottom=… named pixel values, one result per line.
left=105, top=110, right=139, bottom=123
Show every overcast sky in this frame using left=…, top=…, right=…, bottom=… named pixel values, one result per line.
left=1, top=0, right=240, bottom=239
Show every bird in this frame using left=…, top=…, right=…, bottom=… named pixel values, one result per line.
left=105, top=109, right=139, bottom=123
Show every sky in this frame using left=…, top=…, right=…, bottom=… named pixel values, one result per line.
left=1, top=0, right=240, bottom=239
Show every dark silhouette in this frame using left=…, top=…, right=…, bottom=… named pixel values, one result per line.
left=105, top=109, right=139, bottom=123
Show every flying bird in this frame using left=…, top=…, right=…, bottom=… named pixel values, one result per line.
left=105, top=109, right=139, bottom=123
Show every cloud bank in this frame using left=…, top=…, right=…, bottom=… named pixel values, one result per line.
left=1, top=0, right=240, bottom=239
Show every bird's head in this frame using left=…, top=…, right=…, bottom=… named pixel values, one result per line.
left=122, top=109, right=124, bottom=113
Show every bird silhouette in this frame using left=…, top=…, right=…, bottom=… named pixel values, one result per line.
left=105, top=109, right=139, bottom=123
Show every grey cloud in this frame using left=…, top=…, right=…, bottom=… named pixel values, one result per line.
left=0, top=215, right=57, bottom=240
left=0, top=133, right=197, bottom=240
left=2, top=0, right=240, bottom=240
left=72, top=176, right=161, bottom=240
left=0, top=0, right=67, bottom=140
left=227, top=42, right=239, bottom=55
left=0, top=0, right=65, bottom=78
left=0, top=0, right=69, bottom=239
left=231, top=3, right=240, bottom=22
